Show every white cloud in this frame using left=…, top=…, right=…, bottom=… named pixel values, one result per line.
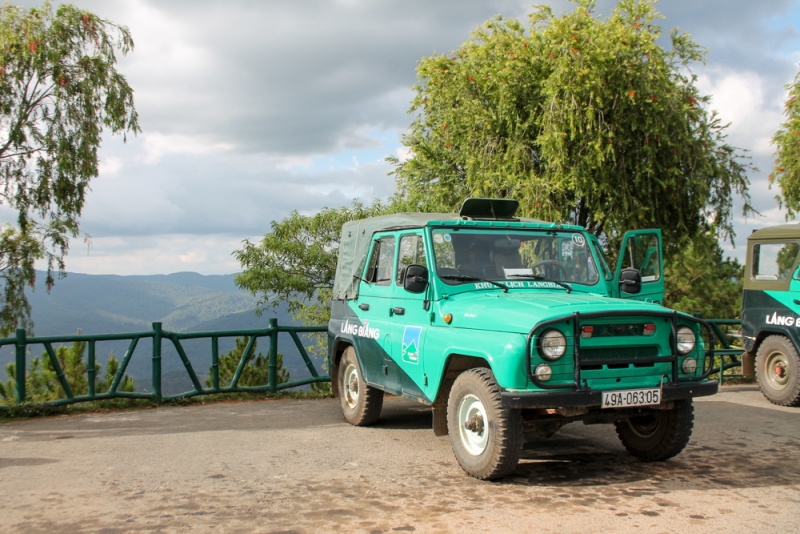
left=52, top=234, right=249, bottom=275
left=395, top=146, right=411, bottom=162
left=140, top=132, right=234, bottom=164
left=98, top=157, right=123, bottom=177
left=275, top=156, right=314, bottom=171
left=696, top=69, right=785, bottom=155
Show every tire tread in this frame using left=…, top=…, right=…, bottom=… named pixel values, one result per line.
left=339, top=347, right=383, bottom=426
left=756, top=335, right=800, bottom=407
left=448, top=368, right=523, bottom=480
left=614, top=399, right=694, bottom=461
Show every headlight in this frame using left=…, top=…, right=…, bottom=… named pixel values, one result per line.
left=535, top=364, right=552, bottom=381
left=676, top=326, right=696, bottom=355
left=539, top=329, right=567, bottom=361
left=681, top=357, right=698, bottom=374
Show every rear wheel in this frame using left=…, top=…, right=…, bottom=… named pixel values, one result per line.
left=756, top=335, right=800, bottom=406
left=447, top=368, right=523, bottom=480
left=338, top=346, right=383, bottom=426
left=614, top=399, right=694, bottom=461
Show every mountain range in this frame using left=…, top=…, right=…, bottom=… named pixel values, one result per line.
left=0, top=271, right=324, bottom=395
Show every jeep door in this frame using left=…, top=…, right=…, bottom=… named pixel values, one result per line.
left=742, top=239, right=800, bottom=350
left=613, top=229, right=664, bottom=303
left=354, top=234, right=397, bottom=389
left=388, top=232, right=429, bottom=401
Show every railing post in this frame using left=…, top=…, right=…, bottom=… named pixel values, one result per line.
left=88, top=340, right=96, bottom=398
left=14, top=328, right=26, bottom=403
left=152, top=322, right=162, bottom=404
left=269, top=318, right=278, bottom=393
left=211, top=336, right=219, bottom=391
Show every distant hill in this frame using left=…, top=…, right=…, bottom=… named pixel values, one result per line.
left=0, top=271, right=326, bottom=394
left=23, top=271, right=260, bottom=334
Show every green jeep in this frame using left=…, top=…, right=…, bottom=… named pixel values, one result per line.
left=328, top=198, right=718, bottom=479
left=742, top=223, right=800, bottom=406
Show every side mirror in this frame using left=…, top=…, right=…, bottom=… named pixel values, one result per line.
left=619, top=268, right=641, bottom=294
left=404, top=264, right=429, bottom=294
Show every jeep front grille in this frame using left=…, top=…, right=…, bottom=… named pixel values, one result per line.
left=580, top=346, right=660, bottom=361
left=588, top=323, right=648, bottom=337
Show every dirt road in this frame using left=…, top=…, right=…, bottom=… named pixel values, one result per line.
left=1, top=385, right=799, bottom=533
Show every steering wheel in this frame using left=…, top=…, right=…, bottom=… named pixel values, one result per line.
left=530, top=260, right=567, bottom=280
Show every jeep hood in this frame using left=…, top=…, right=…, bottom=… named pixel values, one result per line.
left=437, top=290, right=667, bottom=334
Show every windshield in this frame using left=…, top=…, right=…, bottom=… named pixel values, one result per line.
left=431, top=228, right=600, bottom=286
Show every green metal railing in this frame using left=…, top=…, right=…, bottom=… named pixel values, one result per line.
left=2, top=318, right=329, bottom=406
left=705, top=318, right=745, bottom=385
left=1, top=316, right=748, bottom=407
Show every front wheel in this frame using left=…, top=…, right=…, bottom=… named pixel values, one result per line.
left=447, top=368, right=523, bottom=480
left=338, top=346, right=383, bottom=426
left=614, top=399, right=694, bottom=461
left=756, top=335, right=800, bottom=406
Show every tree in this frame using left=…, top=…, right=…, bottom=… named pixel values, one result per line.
left=0, top=2, right=139, bottom=335
left=207, top=336, right=289, bottom=388
left=663, top=232, right=743, bottom=319
left=234, top=200, right=386, bottom=336
left=770, top=67, right=800, bottom=217
left=234, top=201, right=386, bottom=388
left=388, top=0, right=751, bottom=253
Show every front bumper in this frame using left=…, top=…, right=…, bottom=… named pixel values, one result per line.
left=501, top=380, right=718, bottom=409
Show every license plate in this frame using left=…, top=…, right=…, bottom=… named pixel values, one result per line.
left=601, top=387, right=661, bottom=409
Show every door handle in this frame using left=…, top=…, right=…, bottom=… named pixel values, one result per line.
left=391, top=307, right=405, bottom=316
left=794, top=300, right=800, bottom=306
left=359, top=303, right=370, bottom=311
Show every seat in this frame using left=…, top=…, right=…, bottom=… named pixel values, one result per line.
left=493, top=251, right=524, bottom=277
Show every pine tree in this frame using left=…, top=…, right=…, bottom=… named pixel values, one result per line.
left=208, top=336, right=290, bottom=388
left=0, top=334, right=134, bottom=402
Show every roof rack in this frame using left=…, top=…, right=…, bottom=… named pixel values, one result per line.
left=459, top=198, right=519, bottom=220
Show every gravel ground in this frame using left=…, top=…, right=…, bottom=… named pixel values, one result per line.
left=1, top=385, right=799, bottom=533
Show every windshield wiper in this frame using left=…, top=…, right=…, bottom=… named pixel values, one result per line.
left=507, top=274, right=572, bottom=293
left=440, top=274, right=509, bottom=293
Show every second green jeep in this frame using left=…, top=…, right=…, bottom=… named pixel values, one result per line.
left=328, top=198, right=718, bottom=479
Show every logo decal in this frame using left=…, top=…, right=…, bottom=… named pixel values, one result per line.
left=402, top=326, right=422, bottom=364
left=340, top=319, right=380, bottom=340
left=766, top=312, right=797, bottom=327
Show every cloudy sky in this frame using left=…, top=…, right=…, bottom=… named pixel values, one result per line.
left=11, top=0, right=800, bottom=275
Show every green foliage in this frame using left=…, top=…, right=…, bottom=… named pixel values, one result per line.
left=0, top=336, right=135, bottom=402
left=389, top=0, right=751, bottom=252
left=0, top=2, right=139, bottom=336
left=0, top=226, right=42, bottom=333
left=771, top=67, right=800, bottom=217
left=310, top=380, right=332, bottom=395
left=234, top=200, right=388, bottom=363
left=663, top=231, right=743, bottom=319
left=207, top=336, right=289, bottom=388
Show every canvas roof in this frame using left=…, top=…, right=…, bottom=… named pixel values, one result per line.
left=332, top=213, right=454, bottom=300
left=748, top=222, right=800, bottom=241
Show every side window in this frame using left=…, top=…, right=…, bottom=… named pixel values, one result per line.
left=752, top=242, right=800, bottom=281
left=365, top=236, right=396, bottom=286
left=620, top=233, right=661, bottom=282
left=591, top=239, right=613, bottom=281
left=396, top=234, right=427, bottom=286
